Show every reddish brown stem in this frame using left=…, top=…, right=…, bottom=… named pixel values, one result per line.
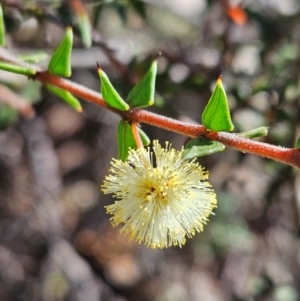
left=207, top=131, right=300, bottom=168
left=36, top=71, right=107, bottom=107
left=34, top=71, right=300, bottom=169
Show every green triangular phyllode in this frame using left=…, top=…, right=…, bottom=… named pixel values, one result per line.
left=118, top=120, right=150, bottom=161
left=77, top=14, right=92, bottom=48
left=98, top=67, right=129, bottom=111
left=47, top=85, right=82, bottom=112
left=69, top=0, right=92, bottom=48
left=18, top=51, right=49, bottom=64
left=202, top=77, right=234, bottom=132
left=48, top=27, right=73, bottom=77
left=182, top=137, right=225, bottom=160
left=127, top=60, right=157, bottom=108
left=240, top=127, right=269, bottom=139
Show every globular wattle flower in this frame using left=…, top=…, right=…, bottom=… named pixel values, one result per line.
left=101, top=140, right=217, bottom=249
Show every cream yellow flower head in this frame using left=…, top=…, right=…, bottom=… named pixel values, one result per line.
left=101, top=140, right=217, bottom=249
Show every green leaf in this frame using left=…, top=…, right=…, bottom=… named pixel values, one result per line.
left=117, top=120, right=149, bottom=161
left=77, top=14, right=92, bottom=48
left=98, top=67, right=129, bottom=111
left=139, top=128, right=150, bottom=146
left=0, top=5, right=5, bottom=46
left=240, top=127, right=269, bottom=139
left=48, top=27, right=73, bottom=77
left=182, top=137, right=225, bottom=160
left=67, top=0, right=92, bottom=48
left=127, top=60, right=157, bottom=108
left=47, top=85, right=82, bottom=112
left=18, top=51, right=49, bottom=64
left=0, top=61, right=36, bottom=76
left=202, top=77, right=234, bottom=132
left=296, top=136, right=300, bottom=149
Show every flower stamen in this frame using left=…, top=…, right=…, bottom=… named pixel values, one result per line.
left=102, top=140, right=217, bottom=249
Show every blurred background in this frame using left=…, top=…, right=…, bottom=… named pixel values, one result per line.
left=0, top=0, right=300, bottom=300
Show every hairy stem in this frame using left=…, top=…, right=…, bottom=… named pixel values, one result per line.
left=16, top=70, right=298, bottom=169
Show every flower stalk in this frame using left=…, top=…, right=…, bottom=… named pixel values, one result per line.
left=131, top=123, right=144, bottom=149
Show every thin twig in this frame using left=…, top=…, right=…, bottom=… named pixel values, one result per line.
left=33, top=70, right=300, bottom=169
left=0, top=50, right=297, bottom=170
